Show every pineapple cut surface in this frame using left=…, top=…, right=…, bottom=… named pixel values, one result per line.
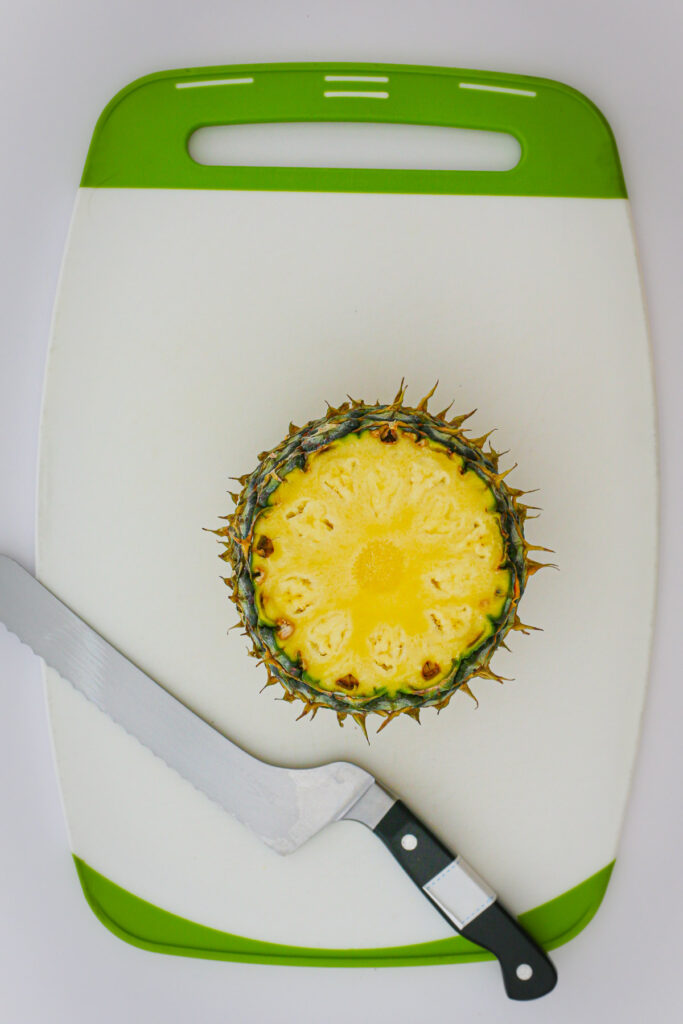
left=252, top=431, right=510, bottom=698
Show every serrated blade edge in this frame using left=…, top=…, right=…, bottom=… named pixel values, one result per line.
left=0, top=555, right=374, bottom=853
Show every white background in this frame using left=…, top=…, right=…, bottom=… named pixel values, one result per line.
left=0, top=1, right=680, bottom=1021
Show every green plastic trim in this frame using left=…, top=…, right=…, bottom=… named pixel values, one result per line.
left=81, top=62, right=625, bottom=198
left=74, top=856, right=613, bottom=965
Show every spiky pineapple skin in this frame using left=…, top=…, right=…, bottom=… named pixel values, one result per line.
left=218, top=390, right=543, bottom=730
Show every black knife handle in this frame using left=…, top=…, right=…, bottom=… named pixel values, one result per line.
left=374, top=800, right=557, bottom=1000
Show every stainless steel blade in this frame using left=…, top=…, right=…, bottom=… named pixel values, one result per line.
left=0, top=556, right=375, bottom=854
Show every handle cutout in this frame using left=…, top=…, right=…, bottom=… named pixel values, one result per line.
left=188, top=121, right=521, bottom=172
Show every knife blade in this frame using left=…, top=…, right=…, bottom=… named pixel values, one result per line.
left=0, top=554, right=557, bottom=999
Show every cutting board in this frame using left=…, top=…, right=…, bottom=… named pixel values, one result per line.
left=36, top=63, right=656, bottom=965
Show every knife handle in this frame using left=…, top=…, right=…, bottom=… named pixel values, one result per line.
left=373, top=800, right=557, bottom=1000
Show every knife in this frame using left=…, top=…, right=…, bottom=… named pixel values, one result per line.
left=0, top=555, right=556, bottom=999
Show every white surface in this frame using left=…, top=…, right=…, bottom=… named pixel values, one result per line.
left=38, top=189, right=655, bottom=946
left=0, top=0, right=681, bottom=1021
left=423, top=857, right=495, bottom=929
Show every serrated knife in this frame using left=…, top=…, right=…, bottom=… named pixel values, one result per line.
left=0, top=555, right=556, bottom=999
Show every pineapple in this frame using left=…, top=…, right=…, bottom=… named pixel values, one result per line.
left=216, top=384, right=549, bottom=735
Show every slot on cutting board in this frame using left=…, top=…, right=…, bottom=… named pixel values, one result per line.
left=188, top=121, right=521, bottom=172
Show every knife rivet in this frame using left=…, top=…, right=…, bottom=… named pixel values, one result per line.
left=401, top=833, right=418, bottom=851
left=516, top=964, right=533, bottom=981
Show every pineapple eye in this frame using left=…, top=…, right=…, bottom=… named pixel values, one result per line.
left=335, top=674, right=359, bottom=691
left=378, top=425, right=398, bottom=443
left=255, top=535, right=274, bottom=557
left=421, top=661, right=441, bottom=681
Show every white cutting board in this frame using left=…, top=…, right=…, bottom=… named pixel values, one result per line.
left=36, top=64, right=656, bottom=956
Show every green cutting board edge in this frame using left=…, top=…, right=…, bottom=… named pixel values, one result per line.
left=75, top=856, right=614, bottom=965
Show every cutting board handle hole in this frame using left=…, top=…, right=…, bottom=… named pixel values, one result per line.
left=187, top=122, right=521, bottom=172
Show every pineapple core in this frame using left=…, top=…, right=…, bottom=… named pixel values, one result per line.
left=251, top=429, right=510, bottom=698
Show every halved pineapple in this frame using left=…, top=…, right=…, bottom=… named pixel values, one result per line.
left=218, top=385, right=548, bottom=734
